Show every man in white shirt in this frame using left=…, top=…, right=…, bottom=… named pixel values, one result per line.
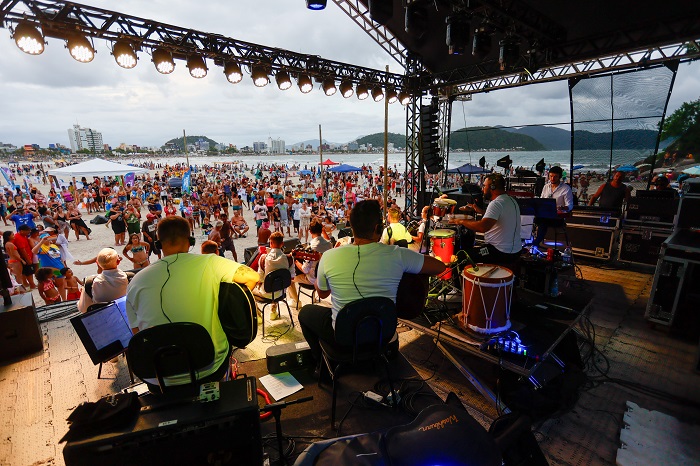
left=77, top=248, right=129, bottom=313
left=532, top=166, right=573, bottom=248
left=449, top=174, right=522, bottom=266
left=298, top=200, right=446, bottom=367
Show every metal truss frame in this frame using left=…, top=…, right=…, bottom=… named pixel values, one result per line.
left=0, top=0, right=407, bottom=88
left=332, top=0, right=408, bottom=70
left=430, top=40, right=700, bottom=97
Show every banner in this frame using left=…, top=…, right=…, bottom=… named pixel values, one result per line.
left=0, top=167, right=15, bottom=188
left=124, top=172, right=135, bottom=186
left=182, top=169, right=191, bottom=194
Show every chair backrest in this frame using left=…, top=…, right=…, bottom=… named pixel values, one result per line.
left=127, top=322, right=215, bottom=393
left=334, top=297, right=397, bottom=357
left=263, top=268, right=292, bottom=299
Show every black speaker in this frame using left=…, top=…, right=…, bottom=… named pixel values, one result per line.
left=420, top=103, right=443, bottom=174
left=64, top=377, right=262, bottom=466
left=0, top=293, right=43, bottom=362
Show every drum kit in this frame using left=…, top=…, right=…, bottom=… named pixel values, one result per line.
left=423, top=197, right=514, bottom=337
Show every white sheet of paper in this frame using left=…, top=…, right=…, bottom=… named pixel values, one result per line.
left=259, top=372, right=303, bottom=401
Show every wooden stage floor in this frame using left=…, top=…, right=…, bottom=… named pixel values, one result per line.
left=1, top=262, right=699, bottom=465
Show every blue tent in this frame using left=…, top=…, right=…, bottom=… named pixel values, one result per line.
left=616, top=165, right=638, bottom=172
left=299, top=169, right=313, bottom=176
left=572, top=164, right=585, bottom=170
left=445, top=163, right=490, bottom=175
left=329, top=164, right=362, bottom=173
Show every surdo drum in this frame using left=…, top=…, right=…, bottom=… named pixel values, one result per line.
left=429, top=229, right=455, bottom=279
left=460, top=264, right=514, bottom=334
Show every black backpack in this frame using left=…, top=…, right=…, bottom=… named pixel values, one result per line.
left=218, top=282, right=258, bottom=348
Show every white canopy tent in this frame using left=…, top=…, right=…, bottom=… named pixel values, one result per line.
left=48, top=158, right=148, bottom=178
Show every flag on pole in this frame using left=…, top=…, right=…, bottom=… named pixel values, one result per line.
left=182, top=169, right=191, bottom=194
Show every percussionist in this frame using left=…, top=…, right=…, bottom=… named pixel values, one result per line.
left=449, top=174, right=522, bottom=267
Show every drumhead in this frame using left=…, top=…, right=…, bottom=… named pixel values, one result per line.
left=462, top=264, right=513, bottom=282
left=428, top=229, right=456, bottom=238
left=434, top=198, right=457, bottom=206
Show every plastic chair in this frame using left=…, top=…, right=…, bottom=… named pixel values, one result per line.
left=318, top=296, right=399, bottom=428
left=254, top=268, right=294, bottom=336
left=127, top=322, right=216, bottom=396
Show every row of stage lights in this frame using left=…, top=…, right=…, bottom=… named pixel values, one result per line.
left=12, top=20, right=411, bottom=104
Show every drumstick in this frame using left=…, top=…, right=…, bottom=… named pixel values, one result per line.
left=481, top=266, right=498, bottom=278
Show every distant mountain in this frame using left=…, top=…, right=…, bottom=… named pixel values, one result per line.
left=502, top=126, right=570, bottom=150
left=355, top=132, right=405, bottom=148
left=287, top=139, right=341, bottom=150
left=450, top=127, right=546, bottom=151
left=163, top=135, right=218, bottom=150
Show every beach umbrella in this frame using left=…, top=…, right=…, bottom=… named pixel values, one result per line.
left=299, top=169, right=313, bottom=176
left=320, top=158, right=339, bottom=166
left=572, top=164, right=585, bottom=170
left=682, top=165, right=700, bottom=175
left=616, top=165, right=638, bottom=172
left=329, top=163, right=361, bottom=173
left=446, top=163, right=490, bottom=174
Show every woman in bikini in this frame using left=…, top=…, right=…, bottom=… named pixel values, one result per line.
left=66, top=202, right=91, bottom=240
left=53, top=205, right=71, bottom=238
left=123, top=233, right=151, bottom=269
left=3, top=231, right=24, bottom=288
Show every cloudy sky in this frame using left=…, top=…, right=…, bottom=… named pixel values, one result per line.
left=1, top=0, right=698, bottom=149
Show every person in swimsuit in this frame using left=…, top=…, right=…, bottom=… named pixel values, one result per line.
left=123, top=233, right=151, bottom=269
left=3, top=231, right=24, bottom=287
left=66, top=202, right=91, bottom=241
left=36, top=268, right=62, bottom=305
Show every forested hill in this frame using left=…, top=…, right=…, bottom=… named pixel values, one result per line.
left=355, top=132, right=406, bottom=148
left=449, top=127, right=546, bottom=151
left=164, top=135, right=218, bottom=150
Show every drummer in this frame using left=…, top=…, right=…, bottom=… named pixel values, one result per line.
left=448, top=174, right=522, bottom=267
left=380, top=207, right=413, bottom=248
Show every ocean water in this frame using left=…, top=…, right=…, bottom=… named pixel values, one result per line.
left=125, top=149, right=647, bottom=173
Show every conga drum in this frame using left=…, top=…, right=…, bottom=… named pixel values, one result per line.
left=460, top=264, right=514, bottom=334
left=429, top=229, right=455, bottom=279
left=432, top=198, right=456, bottom=218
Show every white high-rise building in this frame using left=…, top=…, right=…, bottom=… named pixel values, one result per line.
left=268, top=137, right=285, bottom=154
left=67, top=124, right=104, bottom=153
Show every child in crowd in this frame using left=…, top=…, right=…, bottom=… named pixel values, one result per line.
left=201, top=218, right=214, bottom=237
left=61, top=267, right=83, bottom=301
left=36, top=267, right=62, bottom=305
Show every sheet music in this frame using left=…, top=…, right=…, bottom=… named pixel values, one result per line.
left=81, top=302, right=132, bottom=351
left=259, top=372, right=303, bottom=401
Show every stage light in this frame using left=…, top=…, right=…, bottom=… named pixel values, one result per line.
left=224, top=61, right=243, bottom=83
left=386, top=88, right=398, bottom=104
left=112, top=41, right=137, bottom=69
left=251, top=65, right=269, bottom=87
left=472, top=26, right=492, bottom=59
left=369, top=0, right=392, bottom=26
left=298, top=74, right=313, bottom=93
left=398, top=91, right=411, bottom=105
left=339, top=80, right=354, bottom=98
left=306, top=0, right=327, bottom=9
left=186, top=55, right=207, bottom=78
left=152, top=48, right=175, bottom=74
left=356, top=84, right=369, bottom=100
left=276, top=71, right=292, bottom=90
left=13, top=21, right=44, bottom=55
left=67, top=34, right=94, bottom=63
left=371, top=85, right=384, bottom=102
left=499, top=37, right=520, bottom=71
left=322, top=77, right=337, bottom=96
left=405, top=2, right=428, bottom=39
left=446, top=15, right=470, bottom=55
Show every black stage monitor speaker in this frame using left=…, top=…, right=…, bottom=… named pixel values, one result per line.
left=0, top=293, right=42, bottom=362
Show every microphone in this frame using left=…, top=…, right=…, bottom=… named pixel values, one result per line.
left=459, top=250, right=479, bottom=272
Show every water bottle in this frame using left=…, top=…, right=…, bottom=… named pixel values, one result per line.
left=549, top=269, right=559, bottom=297
left=563, top=246, right=572, bottom=264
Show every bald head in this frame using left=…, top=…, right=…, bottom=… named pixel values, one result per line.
left=97, top=248, right=119, bottom=270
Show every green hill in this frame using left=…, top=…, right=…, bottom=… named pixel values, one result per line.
left=355, top=132, right=406, bottom=148
left=450, top=127, right=546, bottom=151
left=163, top=135, right=218, bottom=150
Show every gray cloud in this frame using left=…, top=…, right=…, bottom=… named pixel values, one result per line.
left=0, top=0, right=698, bottom=149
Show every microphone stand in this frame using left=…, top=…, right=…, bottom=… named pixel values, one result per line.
left=260, top=395, right=313, bottom=466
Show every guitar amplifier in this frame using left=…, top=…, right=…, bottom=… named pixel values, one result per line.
left=618, top=228, right=672, bottom=266
left=266, top=341, right=314, bottom=374
left=63, top=377, right=262, bottom=466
